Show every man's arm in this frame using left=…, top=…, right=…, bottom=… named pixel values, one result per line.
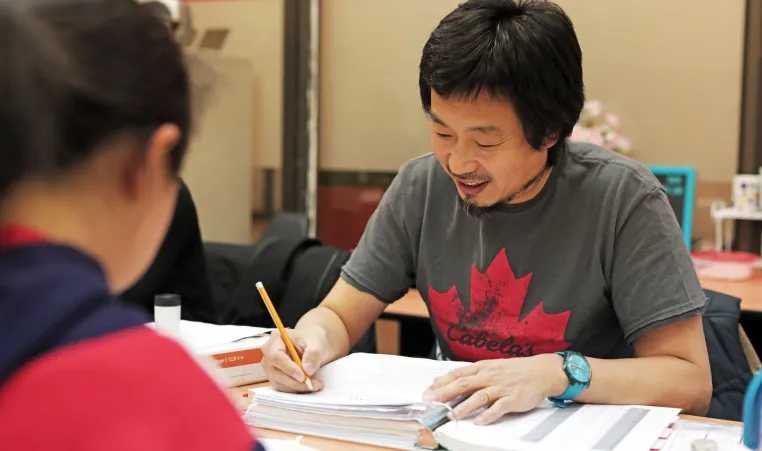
left=265, top=163, right=422, bottom=381
left=549, top=316, right=712, bottom=414
left=571, top=185, right=712, bottom=414
left=294, top=278, right=389, bottom=366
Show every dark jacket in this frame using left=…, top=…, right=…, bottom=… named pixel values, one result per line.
left=121, top=180, right=217, bottom=323
left=704, top=289, right=754, bottom=421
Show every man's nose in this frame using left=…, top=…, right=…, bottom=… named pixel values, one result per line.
left=448, top=146, right=479, bottom=177
left=447, top=159, right=479, bottom=178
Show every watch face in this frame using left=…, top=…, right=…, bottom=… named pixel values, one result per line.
left=566, top=353, right=591, bottom=383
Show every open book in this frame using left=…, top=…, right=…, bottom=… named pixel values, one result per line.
left=243, top=353, right=680, bottom=451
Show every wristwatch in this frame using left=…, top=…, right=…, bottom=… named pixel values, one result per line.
left=548, top=350, right=592, bottom=408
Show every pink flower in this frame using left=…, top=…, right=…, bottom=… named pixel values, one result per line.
left=570, top=124, right=587, bottom=142
left=616, top=136, right=632, bottom=153
left=604, top=113, right=620, bottom=128
left=585, top=100, right=603, bottom=118
left=587, top=129, right=604, bottom=146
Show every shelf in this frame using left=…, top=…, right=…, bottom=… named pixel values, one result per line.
left=711, top=207, right=762, bottom=221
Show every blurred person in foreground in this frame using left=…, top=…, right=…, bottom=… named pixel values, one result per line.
left=0, top=1, right=262, bottom=449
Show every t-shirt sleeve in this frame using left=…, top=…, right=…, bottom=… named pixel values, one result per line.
left=340, top=165, right=419, bottom=304
left=610, top=187, right=708, bottom=344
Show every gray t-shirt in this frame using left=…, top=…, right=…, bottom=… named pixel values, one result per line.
left=341, top=142, right=707, bottom=362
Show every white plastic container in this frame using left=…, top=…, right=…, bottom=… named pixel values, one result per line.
left=733, top=174, right=762, bottom=213
left=691, top=250, right=760, bottom=280
left=154, top=293, right=181, bottom=336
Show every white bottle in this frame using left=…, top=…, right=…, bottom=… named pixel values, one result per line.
left=154, top=293, right=181, bottom=336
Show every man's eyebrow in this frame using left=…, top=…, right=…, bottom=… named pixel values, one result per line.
left=428, top=111, right=448, bottom=127
left=428, top=112, right=502, bottom=134
left=468, top=125, right=502, bottom=134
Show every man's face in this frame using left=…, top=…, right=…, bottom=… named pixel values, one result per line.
left=429, top=90, right=551, bottom=216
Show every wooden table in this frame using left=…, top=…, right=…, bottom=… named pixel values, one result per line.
left=700, top=272, right=762, bottom=312
left=235, top=385, right=740, bottom=451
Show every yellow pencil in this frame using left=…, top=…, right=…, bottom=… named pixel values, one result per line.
left=255, top=281, right=314, bottom=391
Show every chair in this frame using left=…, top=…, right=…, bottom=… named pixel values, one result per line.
left=202, top=212, right=376, bottom=354
left=259, top=212, right=309, bottom=242
left=703, top=289, right=757, bottom=421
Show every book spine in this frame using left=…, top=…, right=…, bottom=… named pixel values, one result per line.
left=416, top=427, right=440, bottom=450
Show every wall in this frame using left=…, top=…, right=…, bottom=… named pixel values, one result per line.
left=183, top=0, right=284, bottom=220
left=556, top=0, right=746, bottom=242
left=182, top=53, right=253, bottom=244
left=318, top=0, right=746, bottom=248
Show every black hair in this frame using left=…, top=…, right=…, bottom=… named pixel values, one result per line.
left=33, top=0, right=191, bottom=172
left=0, top=3, right=73, bottom=197
left=419, top=0, right=585, bottom=154
left=0, top=0, right=191, bottom=199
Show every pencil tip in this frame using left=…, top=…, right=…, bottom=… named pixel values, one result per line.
left=255, top=281, right=263, bottom=289
left=305, top=378, right=314, bottom=392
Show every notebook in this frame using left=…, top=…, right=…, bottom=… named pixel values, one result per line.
left=243, top=353, right=680, bottom=451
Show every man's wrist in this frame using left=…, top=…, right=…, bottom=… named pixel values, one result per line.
left=537, top=353, right=568, bottom=398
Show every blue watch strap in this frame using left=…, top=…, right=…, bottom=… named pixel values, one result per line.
left=556, top=382, right=585, bottom=401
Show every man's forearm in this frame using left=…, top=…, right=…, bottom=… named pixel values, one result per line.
left=545, top=354, right=712, bottom=415
left=295, top=306, right=351, bottom=365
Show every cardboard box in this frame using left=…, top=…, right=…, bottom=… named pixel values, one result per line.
left=198, top=335, right=269, bottom=387
left=148, top=320, right=271, bottom=387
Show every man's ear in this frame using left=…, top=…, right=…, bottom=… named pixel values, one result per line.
left=541, top=133, right=560, bottom=151
left=122, top=124, right=181, bottom=200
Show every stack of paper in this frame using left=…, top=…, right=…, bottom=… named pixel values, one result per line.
left=245, top=353, right=468, bottom=450
left=245, top=353, right=680, bottom=451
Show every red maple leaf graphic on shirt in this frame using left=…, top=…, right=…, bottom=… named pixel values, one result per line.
left=428, top=249, right=571, bottom=362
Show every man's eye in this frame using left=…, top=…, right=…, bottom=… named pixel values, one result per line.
left=436, top=132, right=453, bottom=139
left=476, top=142, right=498, bottom=149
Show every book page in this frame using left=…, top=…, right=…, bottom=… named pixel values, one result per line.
left=659, top=419, right=743, bottom=451
left=257, top=438, right=320, bottom=451
left=435, top=403, right=680, bottom=451
left=146, top=320, right=270, bottom=350
left=253, top=353, right=469, bottom=406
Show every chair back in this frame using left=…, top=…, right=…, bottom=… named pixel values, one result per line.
left=703, top=289, right=755, bottom=421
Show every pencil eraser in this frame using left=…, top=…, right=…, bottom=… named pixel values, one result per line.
left=255, top=281, right=263, bottom=289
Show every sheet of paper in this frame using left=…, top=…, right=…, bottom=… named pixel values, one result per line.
left=146, top=320, right=270, bottom=350
left=253, top=353, right=469, bottom=406
left=435, top=402, right=680, bottom=451
left=257, top=438, right=320, bottom=451
left=659, top=419, right=745, bottom=451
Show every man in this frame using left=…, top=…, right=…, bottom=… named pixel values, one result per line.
left=261, top=0, right=712, bottom=425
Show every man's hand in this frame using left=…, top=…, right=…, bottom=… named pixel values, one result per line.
left=261, top=327, right=330, bottom=393
left=422, top=354, right=567, bottom=425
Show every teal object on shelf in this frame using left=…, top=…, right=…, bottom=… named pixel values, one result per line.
left=648, top=166, right=696, bottom=250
